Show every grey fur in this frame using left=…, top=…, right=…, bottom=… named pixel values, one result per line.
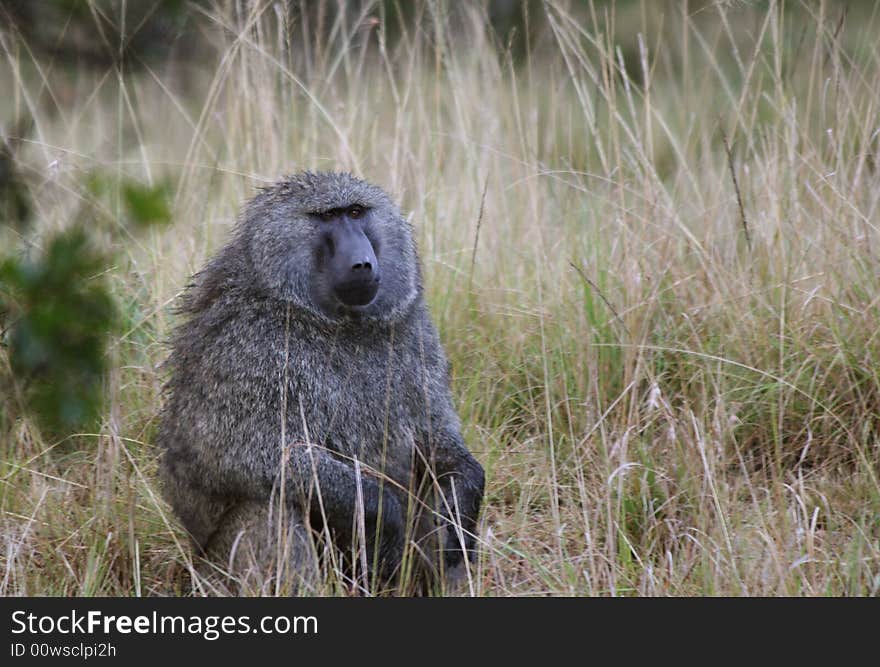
left=157, top=172, right=484, bottom=594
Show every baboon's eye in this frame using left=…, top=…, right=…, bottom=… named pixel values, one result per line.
left=319, top=210, right=335, bottom=221
left=348, top=206, right=364, bottom=219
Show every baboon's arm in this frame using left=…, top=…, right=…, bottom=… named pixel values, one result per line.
left=413, top=319, right=485, bottom=531
left=217, top=438, right=404, bottom=574
left=284, top=444, right=403, bottom=539
left=287, top=445, right=407, bottom=579
left=424, top=403, right=485, bottom=517
left=422, top=406, right=484, bottom=568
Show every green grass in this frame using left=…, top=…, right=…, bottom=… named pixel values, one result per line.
left=1, top=0, right=879, bottom=596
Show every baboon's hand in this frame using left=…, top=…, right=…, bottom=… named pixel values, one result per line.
left=439, top=457, right=485, bottom=569
left=363, top=481, right=405, bottom=583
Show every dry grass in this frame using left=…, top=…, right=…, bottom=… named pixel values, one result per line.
left=1, top=0, right=879, bottom=596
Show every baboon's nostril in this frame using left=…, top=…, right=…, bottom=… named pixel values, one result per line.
left=352, top=261, right=372, bottom=273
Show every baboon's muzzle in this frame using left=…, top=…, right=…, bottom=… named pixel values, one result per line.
left=328, top=221, right=380, bottom=307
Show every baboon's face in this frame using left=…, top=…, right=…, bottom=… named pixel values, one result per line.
left=310, top=204, right=381, bottom=310
left=246, top=173, right=419, bottom=323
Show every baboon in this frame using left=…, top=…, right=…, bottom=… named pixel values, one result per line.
left=157, top=171, right=484, bottom=594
